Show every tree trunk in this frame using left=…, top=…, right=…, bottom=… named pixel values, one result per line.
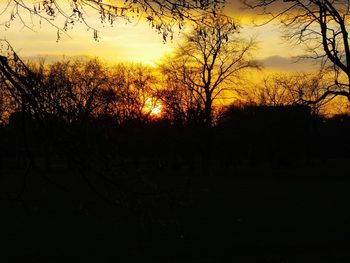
left=201, top=97, right=213, bottom=176
left=204, top=98, right=212, bottom=127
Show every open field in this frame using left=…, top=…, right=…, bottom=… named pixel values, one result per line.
left=1, top=162, right=350, bottom=262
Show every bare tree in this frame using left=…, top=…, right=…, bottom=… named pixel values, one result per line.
left=0, top=41, right=160, bottom=125
left=250, top=72, right=330, bottom=115
left=161, top=13, right=259, bottom=127
left=1, top=0, right=225, bottom=40
left=156, top=74, right=205, bottom=126
left=244, top=0, right=350, bottom=104
left=0, top=80, right=17, bottom=125
left=10, top=57, right=112, bottom=124
left=110, top=63, right=159, bottom=124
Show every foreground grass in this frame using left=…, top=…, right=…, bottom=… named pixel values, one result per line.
left=1, top=161, right=350, bottom=262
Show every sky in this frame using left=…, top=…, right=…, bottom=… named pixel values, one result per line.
left=0, top=0, right=312, bottom=70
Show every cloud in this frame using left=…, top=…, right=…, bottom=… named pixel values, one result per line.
left=225, top=0, right=291, bottom=15
left=223, top=0, right=294, bottom=25
left=23, top=54, right=91, bottom=64
left=257, top=55, right=320, bottom=71
left=1, top=20, right=176, bottom=65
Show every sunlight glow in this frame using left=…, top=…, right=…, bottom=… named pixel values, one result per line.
left=0, top=15, right=177, bottom=66
left=144, top=98, right=163, bottom=117
left=0, top=1, right=304, bottom=68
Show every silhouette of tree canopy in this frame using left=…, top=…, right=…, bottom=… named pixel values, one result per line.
left=1, top=0, right=225, bottom=40
left=247, top=72, right=331, bottom=116
left=110, top=63, right=159, bottom=124
left=217, top=102, right=313, bottom=165
left=40, top=58, right=111, bottom=121
left=0, top=54, right=114, bottom=123
left=156, top=76, right=206, bottom=126
left=160, top=13, right=259, bottom=126
left=0, top=41, right=51, bottom=121
left=244, top=0, right=350, bottom=103
left=0, top=43, right=161, bottom=126
left=0, top=80, right=16, bottom=126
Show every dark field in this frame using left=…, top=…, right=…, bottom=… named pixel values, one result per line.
left=1, top=161, right=350, bottom=262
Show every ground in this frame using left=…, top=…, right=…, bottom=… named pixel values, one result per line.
left=1, top=161, right=350, bottom=262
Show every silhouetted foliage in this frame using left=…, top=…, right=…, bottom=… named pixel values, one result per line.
left=110, top=63, right=160, bottom=124
left=217, top=103, right=313, bottom=165
left=0, top=80, right=16, bottom=125
left=160, top=12, right=259, bottom=127
left=1, top=0, right=225, bottom=40
left=244, top=0, right=350, bottom=104
left=247, top=72, right=331, bottom=116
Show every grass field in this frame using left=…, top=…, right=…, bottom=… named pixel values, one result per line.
left=1, top=161, right=350, bottom=262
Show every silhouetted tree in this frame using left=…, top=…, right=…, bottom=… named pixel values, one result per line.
left=250, top=72, right=330, bottom=116
left=0, top=80, right=17, bottom=125
left=1, top=0, right=225, bottom=40
left=161, top=13, right=258, bottom=127
left=1, top=49, right=161, bottom=125
left=244, top=0, right=350, bottom=104
left=217, top=102, right=312, bottom=165
left=110, top=63, right=159, bottom=124
left=44, top=58, right=111, bottom=121
left=157, top=70, right=205, bottom=126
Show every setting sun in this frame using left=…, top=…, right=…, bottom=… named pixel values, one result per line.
left=144, top=98, right=163, bottom=117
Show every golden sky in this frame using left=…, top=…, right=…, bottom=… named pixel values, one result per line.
left=1, top=0, right=346, bottom=116
left=0, top=0, right=310, bottom=69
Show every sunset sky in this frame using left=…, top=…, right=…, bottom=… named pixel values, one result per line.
left=0, top=0, right=314, bottom=71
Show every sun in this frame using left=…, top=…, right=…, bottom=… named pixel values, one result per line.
left=144, top=98, right=163, bottom=117
left=150, top=104, right=162, bottom=116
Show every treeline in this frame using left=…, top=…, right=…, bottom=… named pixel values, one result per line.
left=2, top=103, right=350, bottom=173
left=0, top=57, right=228, bottom=127
left=1, top=58, right=350, bottom=173
left=0, top=59, right=162, bottom=126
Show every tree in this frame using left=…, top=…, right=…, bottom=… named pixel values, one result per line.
left=156, top=76, right=206, bottom=126
left=161, top=13, right=258, bottom=127
left=110, top=63, right=159, bottom=124
left=244, top=0, right=350, bottom=104
left=0, top=80, right=16, bottom=125
left=42, top=58, right=112, bottom=121
left=250, top=72, right=330, bottom=116
left=28, top=59, right=160, bottom=124
left=1, top=0, right=225, bottom=40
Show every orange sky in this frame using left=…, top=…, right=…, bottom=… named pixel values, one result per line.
left=1, top=0, right=347, bottom=116
left=0, top=0, right=311, bottom=70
